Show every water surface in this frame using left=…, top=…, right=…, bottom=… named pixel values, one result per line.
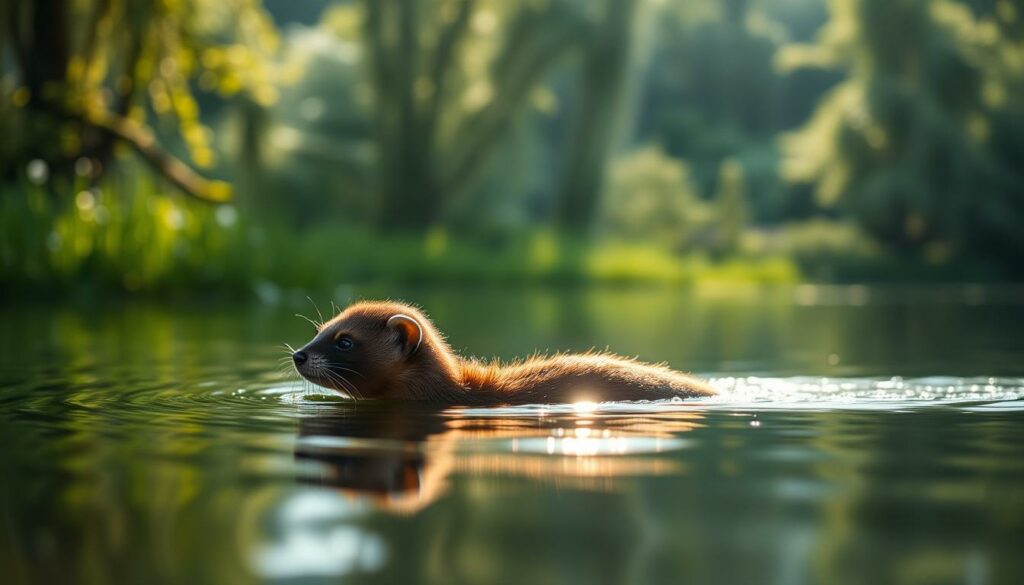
left=2, top=286, right=1023, bottom=584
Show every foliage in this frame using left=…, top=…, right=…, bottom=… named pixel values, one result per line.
left=3, top=0, right=1024, bottom=296
left=228, top=22, right=374, bottom=224
left=600, top=147, right=710, bottom=247
left=744, top=219, right=884, bottom=281
left=0, top=164, right=253, bottom=294
left=1, top=0, right=279, bottom=200
left=636, top=0, right=799, bottom=216
left=1, top=165, right=801, bottom=296
left=778, top=0, right=1024, bottom=263
left=713, top=158, right=750, bottom=255
left=353, top=0, right=591, bottom=230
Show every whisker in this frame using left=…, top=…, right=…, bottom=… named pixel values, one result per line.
left=325, top=364, right=365, bottom=378
left=276, top=361, right=300, bottom=380
left=313, top=363, right=337, bottom=393
left=295, top=313, right=322, bottom=330
left=319, top=365, right=361, bottom=400
left=322, top=369, right=360, bottom=400
left=322, top=365, right=363, bottom=397
left=307, top=296, right=326, bottom=328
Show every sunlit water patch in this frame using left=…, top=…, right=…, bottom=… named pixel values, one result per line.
left=447, top=376, right=1024, bottom=417
left=705, top=375, right=1024, bottom=410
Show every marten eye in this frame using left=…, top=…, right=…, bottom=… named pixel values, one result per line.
left=336, top=337, right=354, bottom=351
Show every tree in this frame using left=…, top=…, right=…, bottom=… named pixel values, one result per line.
left=554, top=0, right=641, bottom=232
left=1, top=0, right=279, bottom=202
left=779, top=0, right=1024, bottom=264
left=358, top=0, right=586, bottom=231
left=713, top=158, right=748, bottom=255
left=599, top=146, right=708, bottom=247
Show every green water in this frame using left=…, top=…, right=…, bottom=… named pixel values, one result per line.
left=2, top=286, right=1023, bottom=584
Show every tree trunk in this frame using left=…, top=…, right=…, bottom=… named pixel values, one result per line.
left=555, top=0, right=638, bottom=233
left=364, top=0, right=441, bottom=232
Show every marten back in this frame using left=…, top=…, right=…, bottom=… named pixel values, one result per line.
left=291, top=300, right=715, bottom=404
left=459, top=353, right=713, bottom=404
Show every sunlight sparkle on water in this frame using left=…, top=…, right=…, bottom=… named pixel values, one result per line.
left=572, top=400, right=599, bottom=414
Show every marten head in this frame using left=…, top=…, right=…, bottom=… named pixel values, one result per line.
left=291, top=301, right=458, bottom=399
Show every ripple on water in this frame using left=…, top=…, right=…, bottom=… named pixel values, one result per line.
left=704, top=375, right=1024, bottom=411
left=8, top=369, right=1024, bottom=432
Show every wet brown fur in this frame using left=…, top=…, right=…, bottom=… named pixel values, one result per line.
left=293, top=301, right=715, bottom=405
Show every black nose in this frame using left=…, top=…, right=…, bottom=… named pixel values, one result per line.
left=292, top=351, right=308, bottom=365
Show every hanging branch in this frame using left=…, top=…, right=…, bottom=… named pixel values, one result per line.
left=40, top=102, right=232, bottom=202
left=83, top=108, right=232, bottom=202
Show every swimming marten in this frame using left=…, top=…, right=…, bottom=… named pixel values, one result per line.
left=291, top=301, right=715, bottom=405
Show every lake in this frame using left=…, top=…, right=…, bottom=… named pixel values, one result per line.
left=2, top=285, right=1023, bottom=584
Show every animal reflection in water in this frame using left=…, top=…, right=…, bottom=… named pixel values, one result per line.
left=295, top=403, right=705, bottom=513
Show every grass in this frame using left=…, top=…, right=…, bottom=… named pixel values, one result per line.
left=5, top=166, right=1008, bottom=298
left=1, top=170, right=799, bottom=298
left=280, top=228, right=799, bottom=287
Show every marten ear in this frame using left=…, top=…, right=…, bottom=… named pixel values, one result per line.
left=387, top=314, right=423, bottom=357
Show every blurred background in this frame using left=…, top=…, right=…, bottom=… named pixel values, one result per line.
left=2, top=0, right=1023, bottom=296
left=5, top=4, right=1024, bottom=583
